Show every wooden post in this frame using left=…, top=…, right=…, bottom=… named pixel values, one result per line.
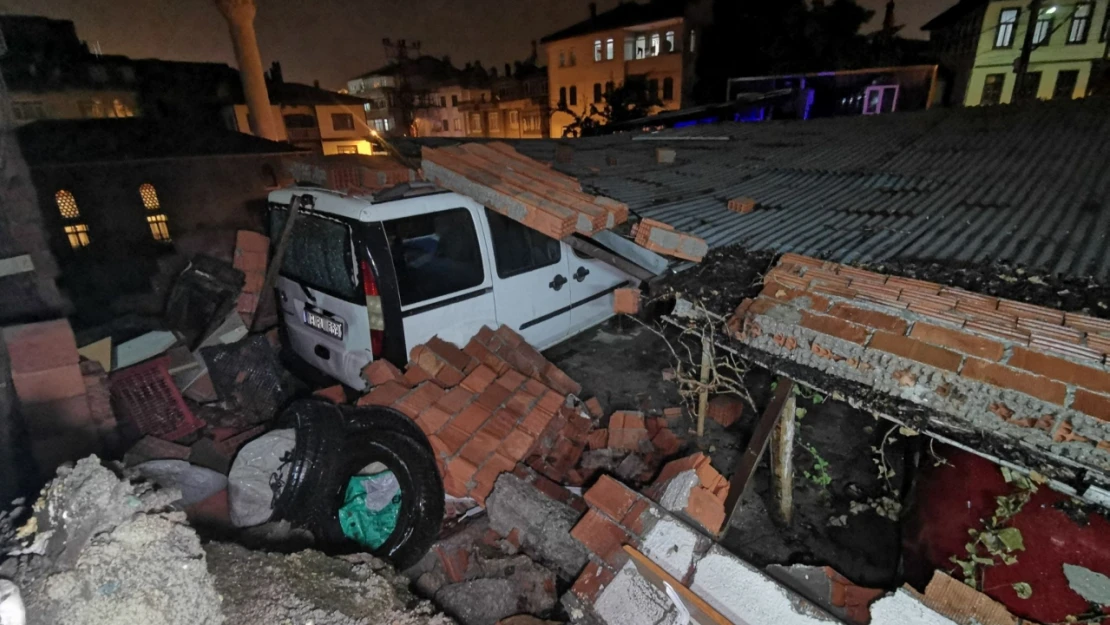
left=723, top=377, right=794, bottom=528
left=696, top=335, right=711, bottom=437
left=771, top=391, right=797, bottom=525
left=250, top=194, right=302, bottom=332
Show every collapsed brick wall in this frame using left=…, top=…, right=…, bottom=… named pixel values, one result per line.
left=729, top=254, right=1110, bottom=490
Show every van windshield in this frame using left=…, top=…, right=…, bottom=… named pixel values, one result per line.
left=270, top=208, right=359, bottom=300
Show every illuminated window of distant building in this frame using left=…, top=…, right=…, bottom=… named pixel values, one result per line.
left=55, top=190, right=80, bottom=219
left=453, top=118, right=461, bottom=131
left=64, top=224, right=90, bottom=249
left=624, top=38, right=634, bottom=60
left=981, top=73, right=1005, bottom=105
left=635, top=35, right=647, bottom=59
left=665, top=31, right=675, bottom=52
left=1068, top=3, right=1092, bottom=43
left=1102, top=7, right=1110, bottom=41
left=469, top=112, right=482, bottom=132
left=569, top=86, right=577, bottom=106
left=558, top=52, right=566, bottom=67
left=995, top=8, right=1019, bottom=48
left=139, top=183, right=160, bottom=210
left=336, top=145, right=358, bottom=154
left=593, top=83, right=603, bottom=103
left=147, top=214, right=171, bottom=242
left=508, top=111, right=519, bottom=127
left=111, top=99, right=133, bottom=118
left=605, top=38, right=614, bottom=60
left=488, top=112, right=500, bottom=132
left=689, top=29, right=696, bottom=52
left=663, top=77, right=674, bottom=101
left=568, top=49, right=576, bottom=66
left=79, top=99, right=105, bottom=118
left=1033, top=8, right=1053, bottom=45
left=594, top=40, right=602, bottom=62
left=650, top=33, right=660, bottom=56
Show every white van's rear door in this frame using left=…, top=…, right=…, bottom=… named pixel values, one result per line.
left=271, top=208, right=372, bottom=389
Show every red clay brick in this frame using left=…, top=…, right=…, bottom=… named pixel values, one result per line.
left=357, top=380, right=410, bottom=407
left=426, top=336, right=475, bottom=373
left=651, top=428, right=682, bottom=456
left=313, top=385, right=346, bottom=403
left=584, top=475, right=639, bottom=520
left=362, top=359, right=405, bottom=387
left=761, top=283, right=831, bottom=312
left=535, top=389, right=565, bottom=415
left=434, top=365, right=466, bottom=388
left=887, top=276, right=942, bottom=294
left=501, top=428, right=537, bottom=461
left=909, top=322, right=1005, bottom=361
left=481, top=410, right=517, bottom=440
left=451, top=403, right=493, bottom=433
left=463, top=340, right=509, bottom=374
left=686, top=486, right=726, bottom=534
left=410, top=344, right=446, bottom=377
left=505, top=390, right=539, bottom=417
left=460, top=429, right=501, bottom=466
left=587, top=428, right=608, bottom=450
left=445, top=456, right=478, bottom=497
left=435, top=386, right=474, bottom=415
left=402, top=363, right=432, bottom=386
left=475, top=383, right=513, bottom=411
left=520, top=407, right=555, bottom=437
left=961, top=358, right=1066, bottom=404
left=460, top=364, right=498, bottom=394
left=622, top=499, right=652, bottom=535
left=3, top=320, right=78, bottom=374
left=427, top=435, right=451, bottom=461
left=828, top=303, right=909, bottom=334
left=12, top=364, right=86, bottom=403
left=706, top=395, right=744, bottom=427
left=1008, top=347, right=1110, bottom=394
left=470, top=452, right=516, bottom=502
left=570, top=561, right=615, bottom=603
left=571, top=509, right=632, bottom=566
left=869, top=331, right=962, bottom=371
left=438, top=425, right=472, bottom=455
left=613, top=288, right=641, bottom=314
left=495, top=369, right=528, bottom=391
left=396, top=383, right=447, bottom=418
left=542, top=363, right=582, bottom=396
left=998, top=300, right=1065, bottom=324
left=1072, top=389, right=1110, bottom=422
left=800, top=311, right=870, bottom=345
left=419, top=405, right=453, bottom=433
left=585, top=397, right=604, bottom=418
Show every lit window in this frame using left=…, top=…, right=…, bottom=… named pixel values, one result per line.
left=594, top=40, right=602, bottom=62
left=488, top=112, right=500, bottom=132
left=64, top=224, right=90, bottom=249
left=336, top=145, right=358, bottom=154
left=139, top=183, right=159, bottom=210
left=453, top=118, right=461, bottom=131
left=1033, top=8, right=1053, bottom=45
left=1068, top=3, right=1092, bottom=44
left=469, top=112, right=482, bottom=132
left=650, top=33, right=660, bottom=56
left=508, top=111, right=519, bottom=127
left=635, top=35, right=647, bottom=59
left=147, top=214, right=171, bottom=242
left=606, top=38, right=614, bottom=60
left=568, top=50, right=576, bottom=66
left=624, top=38, right=634, bottom=60
left=665, top=31, right=675, bottom=52
left=55, top=190, right=80, bottom=219
left=689, top=29, right=696, bottom=52
left=559, top=52, right=566, bottom=67
left=995, top=8, right=1019, bottom=48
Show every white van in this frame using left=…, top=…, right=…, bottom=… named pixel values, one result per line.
left=267, top=184, right=638, bottom=389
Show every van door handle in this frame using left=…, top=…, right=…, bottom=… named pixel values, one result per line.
left=549, top=274, right=567, bottom=291
left=573, top=267, right=590, bottom=282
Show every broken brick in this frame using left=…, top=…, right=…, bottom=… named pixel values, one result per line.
left=357, top=380, right=410, bottom=407
left=501, top=428, right=537, bottom=461
left=571, top=509, right=634, bottom=567
left=460, top=363, right=498, bottom=394
left=362, top=359, right=406, bottom=387
left=584, top=475, right=639, bottom=520
left=313, top=385, right=347, bottom=404
left=587, top=428, right=609, bottom=450
left=607, top=411, right=649, bottom=451
left=651, top=428, right=682, bottom=456
left=584, top=397, right=604, bottom=418
left=613, top=288, right=641, bottom=315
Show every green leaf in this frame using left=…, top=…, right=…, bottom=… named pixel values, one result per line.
left=812, top=394, right=825, bottom=404
left=795, top=407, right=808, bottom=420
left=770, top=381, right=778, bottom=391
left=1012, top=582, right=1033, bottom=599
left=972, top=556, right=995, bottom=566
left=997, top=527, right=1025, bottom=552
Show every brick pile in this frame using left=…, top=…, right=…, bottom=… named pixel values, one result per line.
left=232, top=230, right=269, bottom=324
left=730, top=253, right=1110, bottom=480
left=631, top=218, right=707, bottom=262
left=2, top=319, right=119, bottom=475
left=421, top=142, right=629, bottom=240
left=644, top=452, right=731, bottom=534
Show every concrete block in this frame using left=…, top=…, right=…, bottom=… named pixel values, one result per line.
left=593, top=560, right=681, bottom=625
left=486, top=473, right=589, bottom=579
left=639, top=517, right=704, bottom=582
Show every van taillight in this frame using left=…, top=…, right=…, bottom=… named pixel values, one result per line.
left=360, top=260, right=379, bottom=296
left=361, top=260, right=385, bottom=358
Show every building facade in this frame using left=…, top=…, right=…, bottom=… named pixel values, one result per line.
left=413, top=83, right=491, bottom=137
left=540, top=1, right=707, bottom=138
left=926, top=0, right=1110, bottom=106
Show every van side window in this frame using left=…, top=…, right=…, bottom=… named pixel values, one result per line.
left=485, top=208, right=561, bottom=279
left=384, top=208, right=484, bottom=306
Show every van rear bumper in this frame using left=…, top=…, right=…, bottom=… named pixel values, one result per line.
left=285, top=320, right=372, bottom=390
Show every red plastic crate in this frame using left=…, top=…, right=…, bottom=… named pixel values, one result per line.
left=109, top=355, right=204, bottom=441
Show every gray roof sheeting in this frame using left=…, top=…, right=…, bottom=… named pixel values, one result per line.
left=499, top=99, right=1110, bottom=279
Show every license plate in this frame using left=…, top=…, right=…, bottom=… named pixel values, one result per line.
left=304, top=310, right=344, bottom=340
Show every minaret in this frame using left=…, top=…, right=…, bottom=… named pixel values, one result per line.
left=215, top=0, right=279, bottom=141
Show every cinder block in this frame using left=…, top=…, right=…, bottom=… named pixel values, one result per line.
left=12, top=364, right=86, bottom=404
left=2, top=319, right=78, bottom=373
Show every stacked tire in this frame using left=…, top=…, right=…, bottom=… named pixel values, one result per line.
left=273, top=399, right=444, bottom=570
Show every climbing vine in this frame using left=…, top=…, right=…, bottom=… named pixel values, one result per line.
left=949, top=467, right=1039, bottom=591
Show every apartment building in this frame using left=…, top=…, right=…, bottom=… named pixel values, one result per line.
left=925, top=0, right=1110, bottom=105
left=413, top=83, right=491, bottom=137
left=458, top=67, right=551, bottom=139
left=540, top=0, right=708, bottom=137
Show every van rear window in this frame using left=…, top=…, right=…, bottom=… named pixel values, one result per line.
left=270, top=209, right=359, bottom=299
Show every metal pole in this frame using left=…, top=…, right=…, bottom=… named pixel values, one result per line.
left=1015, top=0, right=1043, bottom=97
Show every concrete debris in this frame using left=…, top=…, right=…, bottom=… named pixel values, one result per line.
left=1063, top=563, right=1110, bottom=606
left=0, top=580, right=24, bottom=625
left=485, top=473, right=589, bottom=579
left=435, top=578, right=518, bottom=625
left=870, top=590, right=960, bottom=625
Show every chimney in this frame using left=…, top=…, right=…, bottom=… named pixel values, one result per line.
left=269, top=60, right=283, bottom=84
left=883, top=0, right=896, bottom=33
left=215, top=0, right=279, bottom=140
left=589, top=2, right=597, bottom=19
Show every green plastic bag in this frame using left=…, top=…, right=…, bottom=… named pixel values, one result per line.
left=338, top=471, right=401, bottom=549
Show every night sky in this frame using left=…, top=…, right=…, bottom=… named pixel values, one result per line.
left=2, top=0, right=952, bottom=89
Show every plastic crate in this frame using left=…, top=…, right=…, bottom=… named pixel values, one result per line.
left=109, top=355, right=205, bottom=441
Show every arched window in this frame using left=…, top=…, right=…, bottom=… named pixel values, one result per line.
left=55, top=189, right=80, bottom=219
left=139, top=183, right=160, bottom=210
left=55, top=190, right=90, bottom=248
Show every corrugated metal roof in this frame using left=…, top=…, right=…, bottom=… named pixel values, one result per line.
left=492, top=99, right=1110, bottom=280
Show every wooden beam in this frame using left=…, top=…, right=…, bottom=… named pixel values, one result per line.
left=771, top=391, right=797, bottom=525
left=251, top=194, right=303, bottom=332
left=722, top=377, right=794, bottom=527
left=622, top=546, right=733, bottom=625
left=697, top=335, right=711, bottom=437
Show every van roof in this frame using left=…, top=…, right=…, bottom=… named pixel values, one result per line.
left=267, top=183, right=454, bottom=221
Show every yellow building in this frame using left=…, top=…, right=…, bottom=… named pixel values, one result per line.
left=926, top=0, right=1110, bottom=105
left=540, top=1, right=709, bottom=137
